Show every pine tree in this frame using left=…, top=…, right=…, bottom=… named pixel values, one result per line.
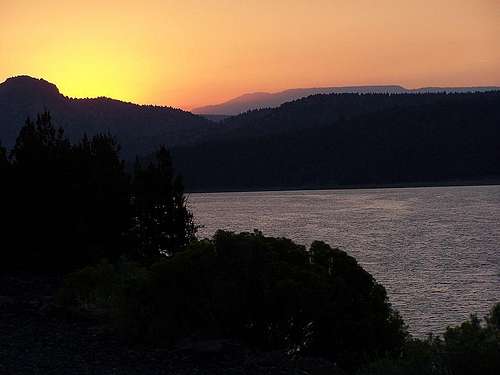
left=131, top=146, right=196, bottom=259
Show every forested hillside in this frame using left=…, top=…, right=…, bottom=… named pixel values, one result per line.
left=3, top=76, right=500, bottom=192
left=173, top=92, right=500, bottom=191
left=0, top=76, right=215, bottom=157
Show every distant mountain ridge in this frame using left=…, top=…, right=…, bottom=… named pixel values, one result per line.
left=0, top=76, right=215, bottom=158
left=0, top=76, right=500, bottom=182
left=192, top=85, right=500, bottom=115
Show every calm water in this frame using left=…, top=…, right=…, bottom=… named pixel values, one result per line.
left=189, top=185, right=500, bottom=336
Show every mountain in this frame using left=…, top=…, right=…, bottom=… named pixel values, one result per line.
left=4, top=75, right=500, bottom=190
left=199, top=91, right=473, bottom=143
left=0, top=76, right=216, bottom=158
left=173, top=91, right=500, bottom=191
left=192, top=85, right=500, bottom=116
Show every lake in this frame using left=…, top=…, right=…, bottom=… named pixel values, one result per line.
left=189, top=185, right=500, bottom=336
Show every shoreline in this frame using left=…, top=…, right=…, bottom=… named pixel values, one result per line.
left=186, top=178, right=500, bottom=194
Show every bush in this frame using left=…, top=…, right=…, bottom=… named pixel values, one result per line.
left=59, top=230, right=407, bottom=372
left=442, top=309, right=500, bottom=375
left=57, top=259, right=149, bottom=315
left=359, top=303, right=500, bottom=375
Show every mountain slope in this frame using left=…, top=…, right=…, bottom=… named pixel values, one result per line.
left=203, top=92, right=479, bottom=143
left=174, top=92, right=500, bottom=191
left=0, top=76, right=215, bottom=157
left=192, top=85, right=500, bottom=116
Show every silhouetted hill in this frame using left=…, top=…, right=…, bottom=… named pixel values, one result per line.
left=192, top=85, right=500, bottom=115
left=0, top=76, right=215, bottom=157
left=204, top=92, right=479, bottom=142
left=173, top=92, right=500, bottom=191
left=0, top=75, right=61, bottom=99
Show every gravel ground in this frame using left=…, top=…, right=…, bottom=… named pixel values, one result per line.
left=0, top=273, right=341, bottom=375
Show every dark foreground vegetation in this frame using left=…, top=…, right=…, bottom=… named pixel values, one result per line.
left=1, top=113, right=499, bottom=374
left=56, top=233, right=500, bottom=375
left=57, top=231, right=407, bottom=372
left=360, top=304, right=500, bottom=375
left=1, top=112, right=195, bottom=272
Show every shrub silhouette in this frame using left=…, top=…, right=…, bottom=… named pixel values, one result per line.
left=442, top=310, right=500, bottom=375
left=60, top=230, right=407, bottom=372
left=359, top=303, right=500, bottom=375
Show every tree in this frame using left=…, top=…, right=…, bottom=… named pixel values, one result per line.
left=9, top=112, right=74, bottom=269
left=0, top=142, right=13, bottom=268
left=0, top=142, right=8, bottom=170
left=130, top=146, right=196, bottom=259
left=3, top=112, right=196, bottom=271
left=72, top=133, right=132, bottom=262
left=5, top=112, right=131, bottom=270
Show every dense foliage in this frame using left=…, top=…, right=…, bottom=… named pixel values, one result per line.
left=359, top=303, right=500, bottom=375
left=1, top=112, right=195, bottom=271
left=130, top=148, right=196, bottom=259
left=173, top=92, right=500, bottom=190
left=59, top=230, right=408, bottom=372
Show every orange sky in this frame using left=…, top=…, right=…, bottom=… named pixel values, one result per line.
left=1, top=0, right=499, bottom=110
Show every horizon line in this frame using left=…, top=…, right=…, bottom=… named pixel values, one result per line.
left=3, top=74, right=500, bottom=112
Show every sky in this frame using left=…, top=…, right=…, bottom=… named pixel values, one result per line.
left=1, top=0, right=499, bottom=110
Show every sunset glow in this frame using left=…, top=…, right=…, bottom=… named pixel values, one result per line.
left=1, top=0, right=499, bottom=109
